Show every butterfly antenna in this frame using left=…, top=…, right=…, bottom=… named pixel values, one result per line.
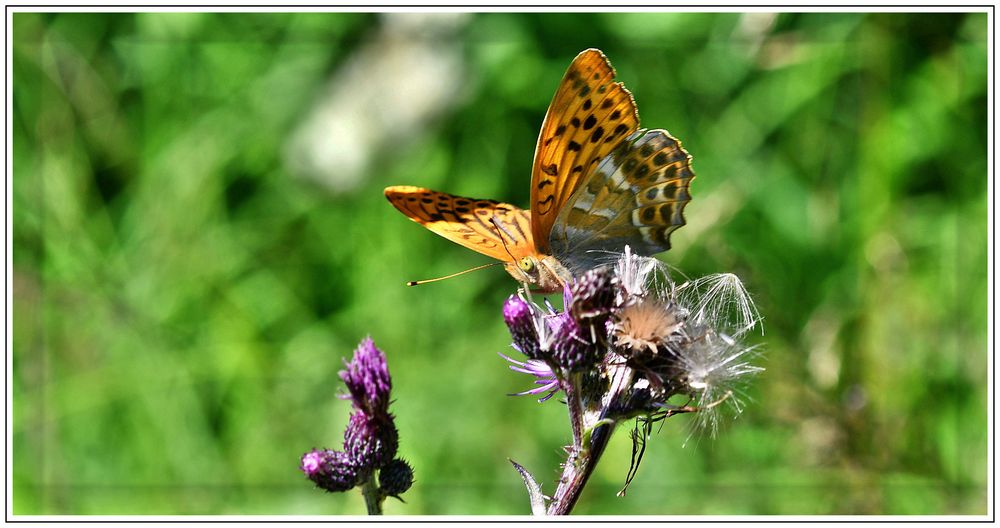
left=406, top=262, right=503, bottom=286
left=489, top=217, right=535, bottom=298
left=490, top=217, right=519, bottom=264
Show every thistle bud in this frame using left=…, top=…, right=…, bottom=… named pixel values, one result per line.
left=570, top=267, right=617, bottom=321
left=503, top=295, right=544, bottom=360
left=378, top=458, right=415, bottom=497
left=550, top=312, right=600, bottom=372
left=300, top=449, right=358, bottom=493
left=344, top=412, right=399, bottom=473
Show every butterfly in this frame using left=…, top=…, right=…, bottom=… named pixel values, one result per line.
left=385, top=49, right=695, bottom=292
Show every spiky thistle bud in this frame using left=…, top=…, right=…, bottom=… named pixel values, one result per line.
left=378, top=458, right=415, bottom=497
left=550, top=312, right=600, bottom=373
left=344, top=411, right=399, bottom=473
left=300, top=449, right=359, bottom=493
left=570, top=267, right=617, bottom=322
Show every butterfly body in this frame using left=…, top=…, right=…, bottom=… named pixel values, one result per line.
left=506, top=254, right=573, bottom=293
left=385, top=49, right=695, bottom=292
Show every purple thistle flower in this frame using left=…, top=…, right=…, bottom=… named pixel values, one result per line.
left=503, top=294, right=545, bottom=360
left=300, top=449, right=359, bottom=493
left=344, top=411, right=399, bottom=472
left=500, top=352, right=560, bottom=402
left=300, top=337, right=413, bottom=511
left=300, top=449, right=326, bottom=475
left=339, top=337, right=392, bottom=417
left=551, top=311, right=600, bottom=373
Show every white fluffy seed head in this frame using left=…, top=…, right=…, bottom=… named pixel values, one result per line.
left=610, top=247, right=764, bottom=440
left=611, top=297, right=682, bottom=354
left=614, top=246, right=673, bottom=303
left=676, top=327, right=763, bottom=439
left=676, top=273, right=762, bottom=338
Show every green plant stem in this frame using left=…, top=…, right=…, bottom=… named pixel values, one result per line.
left=546, top=362, right=632, bottom=515
left=562, top=374, right=584, bottom=448
left=545, top=421, right=615, bottom=515
left=361, top=478, right=384, bottom=515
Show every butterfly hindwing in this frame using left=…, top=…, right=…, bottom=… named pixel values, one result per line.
left=530, top=49, right=641, bottom=253
left=548, top=129, right=695, bottom=273
left=384, top=186, right=536, bottom=262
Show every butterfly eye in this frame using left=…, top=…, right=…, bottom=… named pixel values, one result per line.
left=518, top=257, right=536, bottom=273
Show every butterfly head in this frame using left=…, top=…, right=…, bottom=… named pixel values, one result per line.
left=504, top=255, right=572, bottom=293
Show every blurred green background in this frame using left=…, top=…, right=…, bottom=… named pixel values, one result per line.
left=12, top=11, right=988, bottom=515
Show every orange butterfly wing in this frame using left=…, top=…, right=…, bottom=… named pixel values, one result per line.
left=549, top=128, right=695, bottom=273
left=384, top=186, right=536, bottom=262
left=530, top=49, right=641, bottom=253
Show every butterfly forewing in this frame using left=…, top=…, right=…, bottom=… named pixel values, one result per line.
left=530, top=49, right=640, bottom=254
left=548, top=129, right=695, bottom=273
left=384, top=186, right=536, bottom=262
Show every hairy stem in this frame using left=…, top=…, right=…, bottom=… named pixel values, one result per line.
left=562, top=373, right=584, bottom=448
left=361, top=477, right=384, bottom=515
left=546, top=362, right=632, bottom=515
left=545, top=420, right=615, bottom=515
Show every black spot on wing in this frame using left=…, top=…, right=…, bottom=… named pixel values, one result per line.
left=642, top=207, right=655, bottom=223
left=537, top=195, right=555, bottom=214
